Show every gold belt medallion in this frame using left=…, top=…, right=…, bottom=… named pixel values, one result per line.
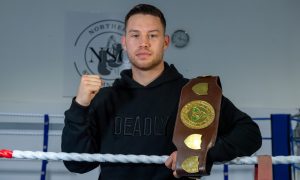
left=180, top=100, right=215, bottom=129
left=184, top=134, right=202, bottom=150
left=181, top=156, right=199, bottom=173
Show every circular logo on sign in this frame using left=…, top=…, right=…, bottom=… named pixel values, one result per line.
left=180, top=100, right=215, bottom=129
left=73, top=20, right=131, bottom=87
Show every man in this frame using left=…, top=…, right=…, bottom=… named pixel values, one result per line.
left=61, top=4, right=262, bottom=180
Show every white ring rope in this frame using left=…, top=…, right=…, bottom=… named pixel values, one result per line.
left=0, top=130, right=62, bottom=136
left=0, top=112, right=64, bottom=118
left=3, top=150, right=300, bottom=165
left=229, top=155, right=300, bottom=165
left=13, top=150, right=169, bottom=164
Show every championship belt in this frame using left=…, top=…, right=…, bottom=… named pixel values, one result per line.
left=172, top=76, right=222, bottom=177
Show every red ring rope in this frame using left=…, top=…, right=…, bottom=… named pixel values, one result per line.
left=0, top=149, right=13, bottom=158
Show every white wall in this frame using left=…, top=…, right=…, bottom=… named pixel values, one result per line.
left=0, top=0, right=299, bottom=180
left=0, top=0, right=299, bottom=114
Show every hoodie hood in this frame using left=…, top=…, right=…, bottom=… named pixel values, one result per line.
left=113, top=62, right=184, bottom=88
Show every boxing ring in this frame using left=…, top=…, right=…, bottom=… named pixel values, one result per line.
left=0, top=112, right=299, bottom=180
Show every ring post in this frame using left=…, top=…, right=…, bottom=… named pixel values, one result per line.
left=40, top=114, right=49, bottom=180
left=271, top=114, right=291, bottom=180
left=223, top=164, right=228, bottom=180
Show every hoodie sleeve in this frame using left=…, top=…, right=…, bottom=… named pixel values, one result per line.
left=61, top=98, right=101, bottom=173
left=205, top=96, right=262, bottom=173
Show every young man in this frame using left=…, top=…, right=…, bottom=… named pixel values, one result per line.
left=61, top=4, right=262, bottom=180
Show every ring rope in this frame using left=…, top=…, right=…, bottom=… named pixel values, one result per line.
left=1, top=149, right=300, bottom=165
left=0, top=112, right=64, bottom=118
left=0, top=130, right=62, bottom=136
left=0, top=149, right=168, bottom=164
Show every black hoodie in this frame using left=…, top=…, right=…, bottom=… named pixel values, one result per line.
left=62, top=63, right=261, bottom=180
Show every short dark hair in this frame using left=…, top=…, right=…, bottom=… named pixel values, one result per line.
left=124, top=4, right=166, bottom=33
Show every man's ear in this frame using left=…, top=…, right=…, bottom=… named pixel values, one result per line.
left=164, top=35, right=170, bottom=49
left=121, top=35, right=127, bottom=51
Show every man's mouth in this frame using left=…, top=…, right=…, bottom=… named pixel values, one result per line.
left=136, top=51, right=151, bottom=59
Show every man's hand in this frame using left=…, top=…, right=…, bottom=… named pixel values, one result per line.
left=75, top=75, right=103, bottom=106
left=165, top=151, right=180, bottom=178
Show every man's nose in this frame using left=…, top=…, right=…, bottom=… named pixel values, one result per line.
left=139, top=36, right=150, bottom=47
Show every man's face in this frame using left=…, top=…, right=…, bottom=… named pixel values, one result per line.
left=122, top=14, right=169, bottom=71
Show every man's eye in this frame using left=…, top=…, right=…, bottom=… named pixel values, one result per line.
left=131, top=34, right=139, bottom=38
left=149, top=34, right=158, bottom=38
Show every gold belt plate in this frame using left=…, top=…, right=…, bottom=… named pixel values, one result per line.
left=180, top=100, right=215, bottom=129
left=181, top=156, right=199, bottom=173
